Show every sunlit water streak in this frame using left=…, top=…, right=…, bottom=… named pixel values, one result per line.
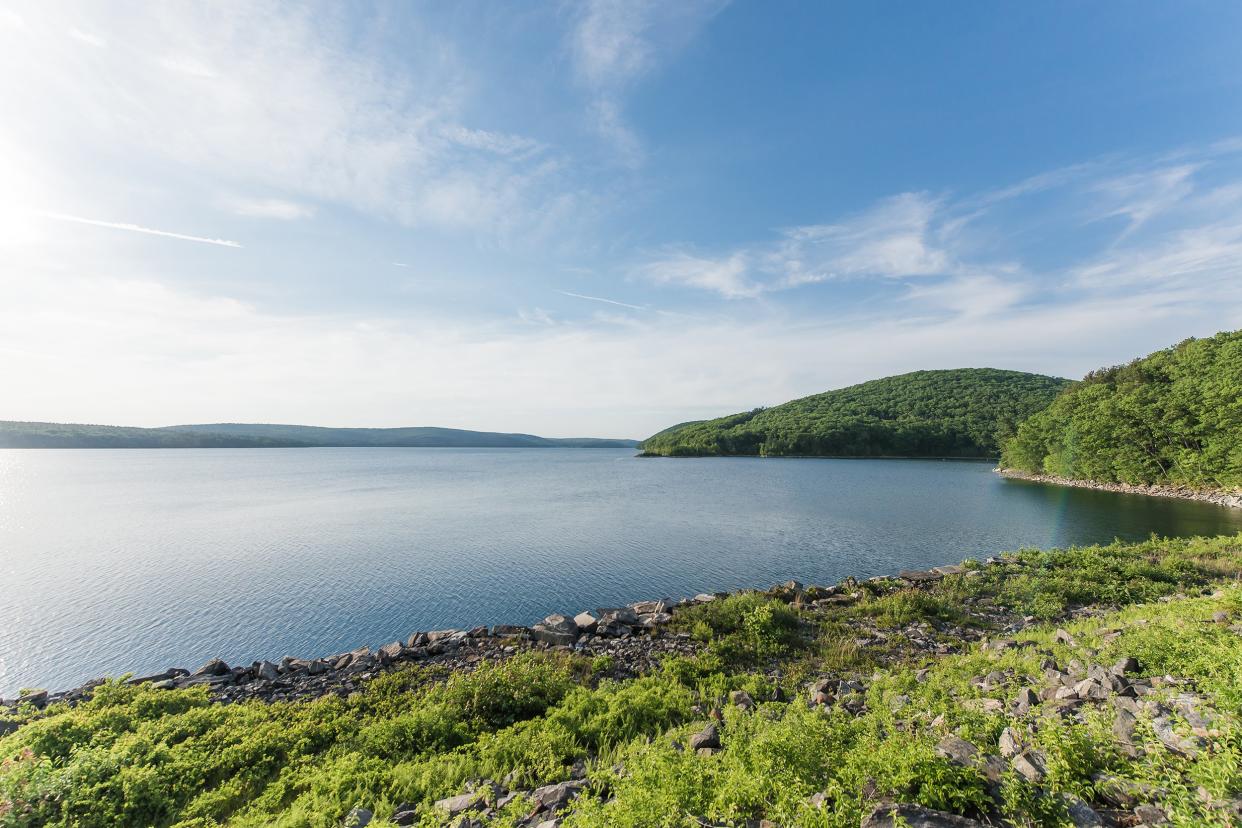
left=2, top=448, right=1240, bottom=695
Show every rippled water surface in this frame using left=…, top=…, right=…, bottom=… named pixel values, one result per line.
left=3, top=448, right=1241, bottom=694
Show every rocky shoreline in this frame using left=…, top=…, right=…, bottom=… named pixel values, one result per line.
left=996, top=467, right=1242, bottom=508
left=2, top=560, right=1015, bottom=715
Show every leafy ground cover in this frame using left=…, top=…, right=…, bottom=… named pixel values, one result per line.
left=3, top=534, right=1242, bottom=827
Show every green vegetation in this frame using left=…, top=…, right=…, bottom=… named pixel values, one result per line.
left=5, top=534, right=1242, bottom=827
left=0, top=422, right=638, bottom=450
left=1001, top=330, right=1242, bottom=489
left=641, top=369, right=1070, bottom=458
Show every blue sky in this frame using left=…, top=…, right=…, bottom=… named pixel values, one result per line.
left=2, top=1, right=1242, bottom=437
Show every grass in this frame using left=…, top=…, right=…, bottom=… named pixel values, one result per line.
left=2, top=533, right=1242, bottom=827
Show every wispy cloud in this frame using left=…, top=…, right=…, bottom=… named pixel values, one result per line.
left=67, top=27, right=104, bottom=47
left=558, top=289, right=647, bottom=310
left=566, top=0, right=725, bottom=165
left=639, top=252, right=758, bottom=298
left=39, top=212, right=242, bottom=247
left=639, top=192, right=950, bottom=298
left=224, top=197, right=313, bottom=221
left=637, top=142, right=1242, bottom=321
left=3, top=4, right=574, bottom=238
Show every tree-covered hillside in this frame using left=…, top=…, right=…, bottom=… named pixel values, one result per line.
left=0, top=421, right=306, bottom=449
left=167, top=424, right=639, bottom=449
left=1001, top=330, right=1242, bottom=489
left=641, top=369, right=1070, bottom=458
left=0, top=422, right=638, bottom=449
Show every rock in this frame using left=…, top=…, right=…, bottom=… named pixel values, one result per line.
left=0, top=719, right=18, bottom=737
left=426, top=629, right=460, bottom=643
left=1112, top=656, right=1141, bottom=675
left=1151, top=714, right=1205, bottom=756
left=1053, top=629, right=1077, bottom=646
left=861, top=802, right=987, bottom=827
left=193, top=658, right=230, bottom=677
left=1133, top=804, right=1168, bottom=824
left=17, top=690, right=48, bottom=709
left=1212, top=610, right=1230, bottom=623
left=689, top=722, right=721, bottom=751
left=1014, top=687, right=1039, bottom=715
left=435, top=792, right=482, bottom=817
left=597, top=607, right=639, bottom=626
left=977, top=754, right=1007, bottom=785
left=391, top=808, right=417, bottom=826
left=490, top=624, right=529, bottom=639
left=935, top=735, right=978, bottom=766
left=693, top=593, right=716, bottom=603
left=1072, top=678, right=1109, bottom=700
left=1012, top=751, right=1048, bottom=784
left=379, top=641, right=404, bottom=660
left=638, top=611, right=673, bottom=628
left=1061, top=795, right=1103, bottom=826
left=531, top=614, right=579, bottom=646
left=963, top=698, right=1003, bottom=713
left=730, top=690, right=754, bottom=711
left=1113, top=709, right=1137, bottom=747
left=342, top=806, right=372, bottom=827
left=631, top=599, right=668, bottom=615
left=1092, top=774, right=1154, bottom=809
left=998, top=727, right=1022, bottom=758
left=573, top=611, right=599, bottom=633
left=256, top=661, right=280, bottom=681
left=531, top=780, right=584, bottom=810
left=898, top=569, right=943, bottom=584
left=127, top=669, right=180, bottom=685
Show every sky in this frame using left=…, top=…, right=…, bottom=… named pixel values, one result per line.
left=2, top=2, right=1242, bottom=439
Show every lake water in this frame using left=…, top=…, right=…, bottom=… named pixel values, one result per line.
left=2, top=448, right=1241, bottom=695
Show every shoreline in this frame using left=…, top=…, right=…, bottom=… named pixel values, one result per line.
left=995, top=467, right=1242, bottom=509
left=0, top=559, right=990, bottom=712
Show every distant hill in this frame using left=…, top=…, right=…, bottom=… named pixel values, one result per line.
left=167, top=423, right=640, bottom=449
left=0, top=421, right=306, bottom=449
left=1001, top=330, right=1242, bottom=488
left=0, top=421, right=639, bottom=449
left=641, top=368, right=1071, bottom=458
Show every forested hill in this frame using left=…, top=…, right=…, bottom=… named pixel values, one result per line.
left=0, top=421, right=639, bottom=449
left=0, top=421, right=306, bottom=449
left=166, top=424, right=639, bottom=448
left=1001, top=330, right=1242, bottom=489
left=641, top=369, right=1070, bottom=458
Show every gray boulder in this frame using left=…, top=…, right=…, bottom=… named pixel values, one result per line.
left=688, top=722, right=721, bottom=751
left=434, top=792, right=482, bottom=817
left=193, top=658, right=230, bottom=677
left=531, top=780, right=584, bottom=810
left=532, top=614, right=579, bottom=645
left=573, top=611, right=599, bottom=633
